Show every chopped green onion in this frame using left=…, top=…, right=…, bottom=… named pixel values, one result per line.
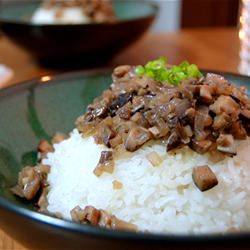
left=134, top=65, right=145, bottom=76
left=135, top=57, right=202, bottom=86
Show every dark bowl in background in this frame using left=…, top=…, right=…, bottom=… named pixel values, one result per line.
left=0, top=1, right=158, bottom=68
left=0, top=70, right=250, bottom=250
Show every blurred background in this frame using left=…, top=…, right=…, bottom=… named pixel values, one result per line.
left=152, top=0, right=240, bottom=32
left=0, top=0, right=244, bottom=89
left=1, top=0, right=240, bottom=32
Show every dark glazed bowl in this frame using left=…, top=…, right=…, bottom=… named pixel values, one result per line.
left=1, top=70, right=250, bottom=250
left=0, top=1, right=157, bottom=67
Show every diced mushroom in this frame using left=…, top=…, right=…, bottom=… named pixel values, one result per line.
left=153, top=118, right=169, bottom=137
left=125, top=127, right=151, bottom=152
left=70, top=205, right=137, bottom=231
left=208, top=150, right=225, bottom=163
left=52, top=132, right=69, bottom=144
left=167, top=114, right=179, bottom=129
left=113, top=65, right=131, bottom=78
left=110, top=215, right=138, bottom=232
left=70, top=205, right=86, bottom=223
left=83, top=109, right=94, bottom=122
left=231, top=85, right=248, bottom=103
left=192, top=165, right=218, bottom=192
left=131, top=96, right=146, bottom=114
left=112, top=180, right=123, bottom=189
left=38, top=140, right=53, bottom=153
left=181, top=107, right=196, bottom=125
left=114, top=120, right=135, bottom=134
left=205, top=73, right=225, bottom=85
left=227, top=227, right=239, bottom=233
left=155, top=104, right=172, bottom=118
left=75, top=64, right=250, bottom=157
left=190, top=139, right=212, bottom=154
left=146, top=151, right=162, bottom=167
left=38, top=139, right=53, bottom=160
left=166, top=131, right=181, bottom=152
left=100, top=125, right=116, bottom=147
left=37, top=187, right=49, bottom=211
left=18, top=167, right=41, bottom=200
left=94, top=151, right=114, bottom=177
left=180, top=83, right=194, bottom=100
left=194, top=106, right=212, bottom=140
left=213, top=112, right=231, bottom=131
left=174, top=98, right=192, bottom=118
left=109, top=93, right=133, bottom=116
left=71, top=205, right=101, bottom=225
left=209, top=95, right=239, bottom=115
left=35, top=164, right=51, bottom=185
left=241, top=109, right=250, bottom=120
left=35, top=164, right=51, bottom=175
left=93, top=106, right=109, bottom=119
left=183, top=125, right=193, bottom=137
left=11, top=164, right=50, bottom=202
left=130, top=112, right=149, bottom=127
left=177, top=124, right=192, bottom=144
left=83, top=206, right=101, bottom=225
left=230, top=121, right=247, bottom=139
left=109, top=135, right=123, bottom=148
left=216, top=134, right=236, bottom=156
left=99, top=209, right=137, bottom=231
left=200, top=85, right=213, bottom=103
left=205, top=73, right=231, bottom=96
left=117, top=102, right=132, bottom=120
left=98, top=209, right=113, bottom=228
left=144, top=110, right=160, bottom=126
left=94, top=124, right=116, bottom=147
left=148, top=126, right=161, bottom=138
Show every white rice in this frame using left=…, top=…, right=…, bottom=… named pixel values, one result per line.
left=31, top=7, right=90, bottom=24
left=42, top=129, right=250, bottom=234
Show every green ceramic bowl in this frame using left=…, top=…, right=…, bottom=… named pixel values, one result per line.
left=0, top=1, right=157, bottom=68
left=0, top=70, right=250, bottom=250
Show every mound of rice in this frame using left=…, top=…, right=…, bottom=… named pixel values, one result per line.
left=42, top=129, right=250, bottom=234
left=31, top=7, right=90, bottom=24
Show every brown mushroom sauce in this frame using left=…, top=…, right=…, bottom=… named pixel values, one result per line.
left=11, top=164, right=50, bottom=204
left=71, top=205, right=137, bottom=231
left=12, top=133, right=68, bottom=205
left=76, top=66, right=250, bottom=159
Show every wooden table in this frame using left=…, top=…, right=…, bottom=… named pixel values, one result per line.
left=0, top=27, right=240, bottom=89
left=0, top=27, right=240, bottom=249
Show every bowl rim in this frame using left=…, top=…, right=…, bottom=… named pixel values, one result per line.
left=1, top=69, right=250, bottom=243
left=0, top=0, right=158, bottom=27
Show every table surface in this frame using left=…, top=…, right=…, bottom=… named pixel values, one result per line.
left=0, top=27, right=241, bottom=249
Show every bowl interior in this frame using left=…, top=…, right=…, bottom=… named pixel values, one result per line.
left=0, top=70, right=250, bottom=250
left=0, top=70, right=249, bottom=208
left=0, top=0, right=157, bottom=24
left=0, top=70, right=111, bottom=208
left=0, top=71, right=250, bottom=250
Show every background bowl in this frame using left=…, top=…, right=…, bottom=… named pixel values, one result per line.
left=0, top=1, right=157, bottom=67
left=0, top=70, right=250, bottom=250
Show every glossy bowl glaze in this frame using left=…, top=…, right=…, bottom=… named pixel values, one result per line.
left=0, top=1, right=157, bottom=67
left=0, top=70, right=250, bottom=250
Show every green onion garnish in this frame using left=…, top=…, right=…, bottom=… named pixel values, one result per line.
left=135, top=56, right=202, bottom=85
